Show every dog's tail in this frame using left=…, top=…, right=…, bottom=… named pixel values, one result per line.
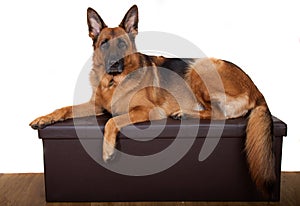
left=245, top=98, right=275, bottom=196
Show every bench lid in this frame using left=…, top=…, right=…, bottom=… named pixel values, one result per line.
left=38, top=114, right=287, bottom=140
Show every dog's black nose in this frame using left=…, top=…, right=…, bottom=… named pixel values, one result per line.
left=109, top=60, right=119, bottom=67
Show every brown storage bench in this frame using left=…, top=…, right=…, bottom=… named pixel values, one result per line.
left=37, top=114, right=287, bottom=202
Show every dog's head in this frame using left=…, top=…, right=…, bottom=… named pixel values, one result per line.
left=87, top=5, right=138, bottom=75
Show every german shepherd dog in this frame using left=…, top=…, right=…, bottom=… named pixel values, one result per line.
left=30, top=5, right=275, bottom=195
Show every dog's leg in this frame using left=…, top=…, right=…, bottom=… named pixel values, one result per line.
left=171, top=93, right=253, bottom=120
left=30, top=101, right=102, bottom=129
left=103, top=106, right=165, bottom=161
left=171, top=109, right=213, bottom=120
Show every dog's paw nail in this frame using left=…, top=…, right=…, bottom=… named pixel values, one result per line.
left=29, top=123, right=37, bottom=129
left=30, top=123, right=45, bottom=130
left=171, top=111, right=185, bottom=120
left=103, top=152, right=115, bottom=163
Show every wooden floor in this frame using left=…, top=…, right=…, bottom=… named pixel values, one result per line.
left=0, top=172, right=299, bottom=206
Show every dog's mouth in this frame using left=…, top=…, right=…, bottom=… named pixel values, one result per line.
left=107, top=66, right=122, bottom=75
left=108, top=71, right=122, bottom=76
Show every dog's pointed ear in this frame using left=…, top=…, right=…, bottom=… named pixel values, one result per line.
left=119, top=5, right=138, bottom=36
left=87, top=8, right=107, bottom=40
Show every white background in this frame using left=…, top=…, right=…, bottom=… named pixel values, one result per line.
left=0, top=0, right=299, bottom=173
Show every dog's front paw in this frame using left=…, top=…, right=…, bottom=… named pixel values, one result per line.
left=29, top=115, right=55, bottom=129
left=102, top=139, right=116, bottom=162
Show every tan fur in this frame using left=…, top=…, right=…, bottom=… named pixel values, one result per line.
left=184, top=58, right=275, bottom=195
left=30, top=5, right=275, bottom=195
left=246, top=104, right=275, bottom=196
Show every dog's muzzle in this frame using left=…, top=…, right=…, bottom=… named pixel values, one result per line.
left=106, top=58, right=124, bottom=75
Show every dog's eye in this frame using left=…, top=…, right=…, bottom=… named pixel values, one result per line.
left=100, top=39, right=109, bottom=50
left=118, top=40, right=127, bottom=49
